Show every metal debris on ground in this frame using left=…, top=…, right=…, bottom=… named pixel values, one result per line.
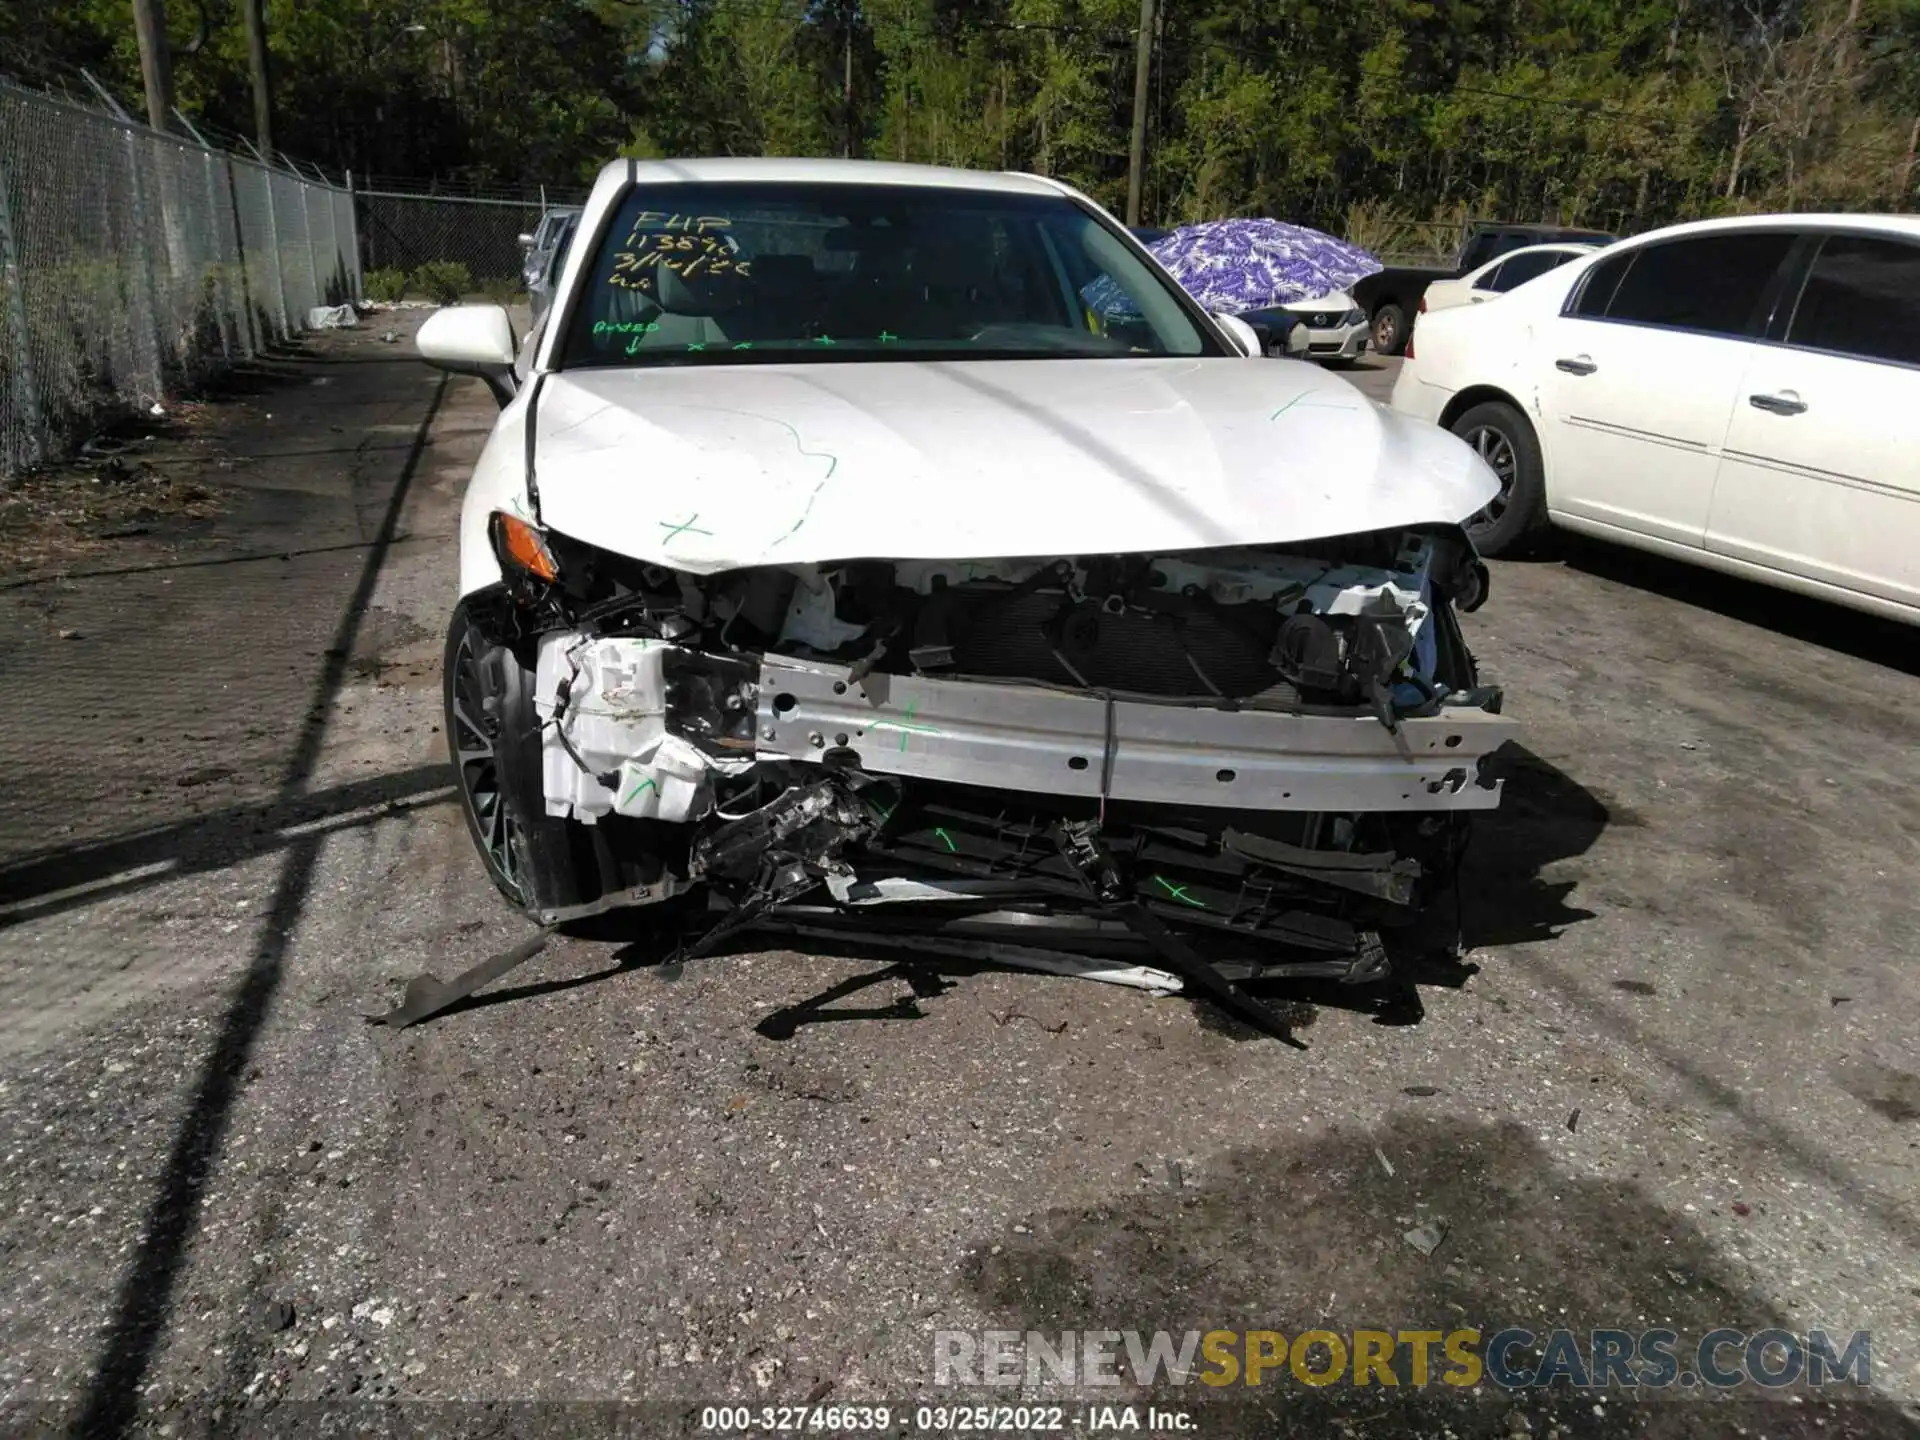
left=986, top=1008, right=1068, bottom=1034
left=366, top=926, right=559, bottom=1029
left=1402, top=1217, right=1450, bottom=1256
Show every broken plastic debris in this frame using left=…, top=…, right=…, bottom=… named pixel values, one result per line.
left=307, top=304, right=358, bottom=329
left=1402, top=1217, right=1449, bottom=1256
left=1374, top=1146, right=1396, bottom=1178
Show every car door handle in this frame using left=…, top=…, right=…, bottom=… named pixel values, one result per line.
left=1555, top=355, right=1597, bottom=375
left=1748, top=390, right=1807, bottom=415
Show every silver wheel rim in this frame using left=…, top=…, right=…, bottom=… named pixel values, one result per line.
left=1462, top=424, right=1518, bottom=530
left=449, top=627, right=526, bottom=903
left=1374, top=311, right=1399, bottom=352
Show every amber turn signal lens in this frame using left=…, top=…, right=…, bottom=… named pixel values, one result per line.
left=490, top=511, right=559, bottom=583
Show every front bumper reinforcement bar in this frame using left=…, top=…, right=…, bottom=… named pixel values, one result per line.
left=755, top=655, right=1515, bottom=813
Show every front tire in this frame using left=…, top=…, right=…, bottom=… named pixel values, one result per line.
left=443, top=598, right=590, bottom=913
left=1450, top=400, right=1547, bottom=557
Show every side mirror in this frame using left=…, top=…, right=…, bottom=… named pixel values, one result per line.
left=1211, top=312, right=1263, bottom=358
left=517, top=232, right=536, bottom=248
left=417, top=304, right=518, bottom=407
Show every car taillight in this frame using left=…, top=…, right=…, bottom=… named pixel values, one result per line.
left=1418, top=296, right=1427, bottom=313
left=1405, top=336, right=1415, bottom=360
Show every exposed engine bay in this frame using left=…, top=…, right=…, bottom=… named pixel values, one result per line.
left=412, top=520, right=1513, bottom=1040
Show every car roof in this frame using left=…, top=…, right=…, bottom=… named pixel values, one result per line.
left=589, top=155, right=1068, bottom=198
left=1470, top=241, right=1600, bottom=267
left=1623, top=212, right=1920, bottom=244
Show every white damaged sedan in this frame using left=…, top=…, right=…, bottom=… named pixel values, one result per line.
left=411, top=157, right=1513, bottom=1037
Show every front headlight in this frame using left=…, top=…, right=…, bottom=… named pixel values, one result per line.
left=489, top=510, right=560, bottom=584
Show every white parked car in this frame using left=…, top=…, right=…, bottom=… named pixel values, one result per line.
left=1279, top=290, right=1369, bottom=363
left=410, top=157, right=1514, bottom=1034
left=1391, top=213, right=1920, bottom=625
left=1418, top=243, right=1601, bottom=316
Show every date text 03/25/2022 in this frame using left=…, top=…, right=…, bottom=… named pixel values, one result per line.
left=699, top=1404, right=1193, bottom=1432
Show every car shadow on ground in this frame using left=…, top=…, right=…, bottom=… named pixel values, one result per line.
left=1553, top=534, right=1918, bottom=676
left=472, top=742, right=1607, bottom=1048
left=951, top=1110, right=1912, bottom=1439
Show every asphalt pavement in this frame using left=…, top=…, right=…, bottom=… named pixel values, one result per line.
left=0, top=329, right=1916, bottom=1438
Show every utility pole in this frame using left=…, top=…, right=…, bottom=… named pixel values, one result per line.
left=843, top=7, right=855, bottom=160
left=242, top=0, right=274, bottom=156
left=131, top=0, right=174, bottom=132
left=1125, top=0, right=1155, bottom=225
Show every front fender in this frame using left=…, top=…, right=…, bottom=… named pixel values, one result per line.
left=459, top=386, right=538, bottom=599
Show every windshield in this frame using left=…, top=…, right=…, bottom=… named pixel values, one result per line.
left=557, top=181, right=1217, bottom=367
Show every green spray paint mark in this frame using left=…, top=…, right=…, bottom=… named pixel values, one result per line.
left=1269, top=393, right=1363, bottom=421
left=813, top=334, right=836, bottom=346
left=733, top=341, right=754, bottom=350
left=870, top=698, right=939, bottom=753
left=761, top=418, right=841, bottom=550
left=685, top=342, right=707, bottom=352
left=623, top=775, right=659, bottom=806
left=659, top=513, right=714, bottom=543
left=878, top=331, right=899, bottom=343
left=933, top=827, right=957, bottom=853
left=1152, top=875, right=1207, bottom=909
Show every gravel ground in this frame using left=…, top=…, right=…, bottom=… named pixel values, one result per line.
left=0, top=333, right=1915, bottom=1439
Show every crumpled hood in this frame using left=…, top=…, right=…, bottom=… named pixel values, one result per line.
left=531, top=358, right=1495, bottom=574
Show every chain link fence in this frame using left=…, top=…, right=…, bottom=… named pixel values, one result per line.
left=354, top=181, right=579, bottom=300
left=0, top=78, right=360, bottom=478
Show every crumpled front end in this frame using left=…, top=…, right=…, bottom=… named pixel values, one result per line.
left=453, top=516, right=1512, bottom=1037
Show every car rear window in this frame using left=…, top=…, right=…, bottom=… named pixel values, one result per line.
left=1785, top=233, right=1920, bottom=366
left=1489, top=249, right=1574, bottom=291
left=1572, top=232, right=1794, bottom=337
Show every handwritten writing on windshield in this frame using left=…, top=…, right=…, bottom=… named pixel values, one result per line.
left=606, top=212, right=750, bottom=290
